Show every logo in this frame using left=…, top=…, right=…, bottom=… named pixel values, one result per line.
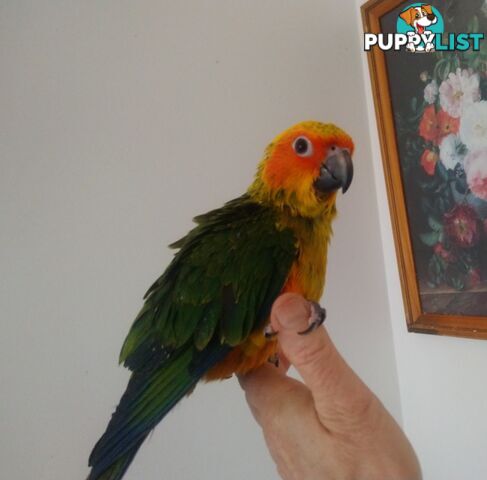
left=397, top=3, right=443, bottom=52
left=364, top=3, right=484, bottom=53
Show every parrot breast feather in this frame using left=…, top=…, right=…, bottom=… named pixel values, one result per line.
left=119, top=195, right=298, bottom=369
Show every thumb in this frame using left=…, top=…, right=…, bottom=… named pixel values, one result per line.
left=271, top=293, right=375, bottom=427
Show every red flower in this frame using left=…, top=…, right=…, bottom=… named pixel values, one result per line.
left=466, top=268, right=481, bottom=289
left=437, top=109, right=460, bottom=140
left=444, top=204, right=480, bottom=248
left=420, top=150, right=438, bottom=175
left=419, top=105, right=439, bottom=143
left=419, top=107, right=460, bottom=145
left=433, top=242, right=457, bottom=263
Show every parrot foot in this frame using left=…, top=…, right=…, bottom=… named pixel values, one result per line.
left=264, top=324, right=277, bottom=339
left=298, top=302, right=326, bottom=335
left=268, top=353, right=280, bottom=368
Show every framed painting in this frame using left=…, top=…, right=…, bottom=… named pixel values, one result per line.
left=362, top=0, right=487, bottom=339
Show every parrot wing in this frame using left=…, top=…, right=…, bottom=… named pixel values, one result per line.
left=87, top=195, right=298, bottom=480
left=120, top=194, right=298, bottom=362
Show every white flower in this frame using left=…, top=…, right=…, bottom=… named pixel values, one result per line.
left=439, top=69, right=480, bottom=118
left=460, top=101, right=487, bottom=151
left=424, top=80, right=438, bottom=104
left=439, top=134, right=465, bottom=170
left=464, top=148, right=487, bottom=200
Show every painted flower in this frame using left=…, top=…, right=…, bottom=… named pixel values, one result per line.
left=419, top=107, right=460, bottom=145
left=439, top=134, right=464, bottom=170
left=444, top=204, right=480, bottom=248
left=424, top=80, right=438, bottom=104
left=420, top=149, right=438, bottom=175
left=439, top=69, right=480, bottom=118
left=434, top=243, right=457, bottom=263
left=437, top=109, right=460, bottom=138
left=464, top=148, right=487, bottom=200
left=420, top=71, right=430, bottom=83
left=466, top=268, right=481, bottom=289
left=459, top=101, right=487, bottom=151
left=419, top=105, right=439, bottom=143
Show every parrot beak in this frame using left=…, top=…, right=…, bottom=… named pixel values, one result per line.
left=314, top=148, right=354, bottom=195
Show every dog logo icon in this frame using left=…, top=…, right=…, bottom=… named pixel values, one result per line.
left=397, top=3, right=444, bottom=53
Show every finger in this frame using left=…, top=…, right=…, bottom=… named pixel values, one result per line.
left=238, top=364, right=303, bottom=425
left=271, top=293, right=374, bottom=426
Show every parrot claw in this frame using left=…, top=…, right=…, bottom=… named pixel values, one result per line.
left=298, top=302, right=326, bottom=335
left=268, top=353, right=280, bottom=367
left=264, top=324, right=278, bottom=339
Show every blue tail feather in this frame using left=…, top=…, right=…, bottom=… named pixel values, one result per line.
left=87, top=342, right=229, bottom=480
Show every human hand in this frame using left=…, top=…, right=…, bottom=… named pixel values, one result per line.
left=239, top=293, right=421, bottom=480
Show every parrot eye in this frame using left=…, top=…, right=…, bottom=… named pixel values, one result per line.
left=292, top=136, right=313, bottom=157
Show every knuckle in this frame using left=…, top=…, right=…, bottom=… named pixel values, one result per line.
left=340, top=389, right=376, bottom=421
left=324, top=391, right=381, bottom=440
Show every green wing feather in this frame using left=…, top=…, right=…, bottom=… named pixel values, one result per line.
left=121, top=194, right=297, bottom=359
left=88, top=195, right=298, bottom=480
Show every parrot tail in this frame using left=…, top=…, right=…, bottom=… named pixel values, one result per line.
left=87, top=441, right=143, bottom=480
left=87, top=341, right=229, bottom=480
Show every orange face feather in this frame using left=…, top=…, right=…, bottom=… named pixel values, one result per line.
left=249, top=121, right=354, bottom=218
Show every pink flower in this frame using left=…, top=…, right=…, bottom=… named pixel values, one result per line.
left=439, top=69, right=480, bottom=118
left=464, top=149, right=487, bottom=201
left=444, top=204, right=480, bottom=248
left=420, top=150, right=438, bottom=175
left=434, top=243, right=457, bottom=262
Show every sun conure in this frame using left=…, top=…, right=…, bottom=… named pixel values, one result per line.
left=87, top=121, right=354, bottom=480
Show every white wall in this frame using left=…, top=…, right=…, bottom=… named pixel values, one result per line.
left=356, top=2, right=487, bottom=479
left=1, top=2, right=400, bottom=479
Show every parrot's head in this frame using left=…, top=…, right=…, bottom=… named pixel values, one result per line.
left=249, top=121, right=354, bottom=217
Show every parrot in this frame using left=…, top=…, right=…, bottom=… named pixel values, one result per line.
left=87, top=120, right=354, bottom=480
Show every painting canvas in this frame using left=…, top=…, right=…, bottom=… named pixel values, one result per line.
left=363, top=0, right=487, bottom=338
